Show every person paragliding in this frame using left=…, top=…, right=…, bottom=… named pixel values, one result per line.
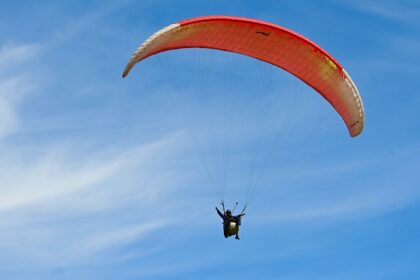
left=216, top=202, right=246, bottom=240
left=122, top=15, right=365, bottom=239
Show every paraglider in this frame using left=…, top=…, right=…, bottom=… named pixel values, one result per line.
left=216, top=202, right=246, bottom=240
left=122, top=15, right=365, bottom=239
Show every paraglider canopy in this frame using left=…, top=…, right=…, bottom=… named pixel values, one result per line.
left=122, top=15, right=364, bottom=137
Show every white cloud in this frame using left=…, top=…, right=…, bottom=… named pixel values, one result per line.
left=69, top=220, right=170, bottom=260
left=0, top=93, right=18, bottom=138
left=254, top=149, right=420, bottom=225
left=0, top=25, right=193, bottom=267
left=0, top=43, right=41, bottom=70
left=0, top=130, right=190, bottom=267
left=0, top=42, right=43, bottom=140
left=269, top=186, right=416, bottom=223
left=0, top=150, right=121, bottom=212
left=336, top=0, right=420, bottom=26
left=0, top=132, right=183, bottom=214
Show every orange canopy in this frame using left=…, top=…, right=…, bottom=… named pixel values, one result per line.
left=123, top=16, right=364, bottom=137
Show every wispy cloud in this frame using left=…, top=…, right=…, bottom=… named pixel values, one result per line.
left=0, top=91, right=18, bottom=138
left=0, top=43, right=41, bottom=70
left=269, top=185, right=418, bottom=223
left=0, top=133, right=186, bottom=267
left=256, top=148, right=420, bottom=225
left=335, top=0, right=420, bottom=27
left=0, top=8, right=191, bottom=268
left=0, top=43, right=41, bottom=139
left=70, top=220, right=170, bottom=260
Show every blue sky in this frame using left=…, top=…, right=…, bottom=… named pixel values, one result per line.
left=0, top=1, right=419, bottom=279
